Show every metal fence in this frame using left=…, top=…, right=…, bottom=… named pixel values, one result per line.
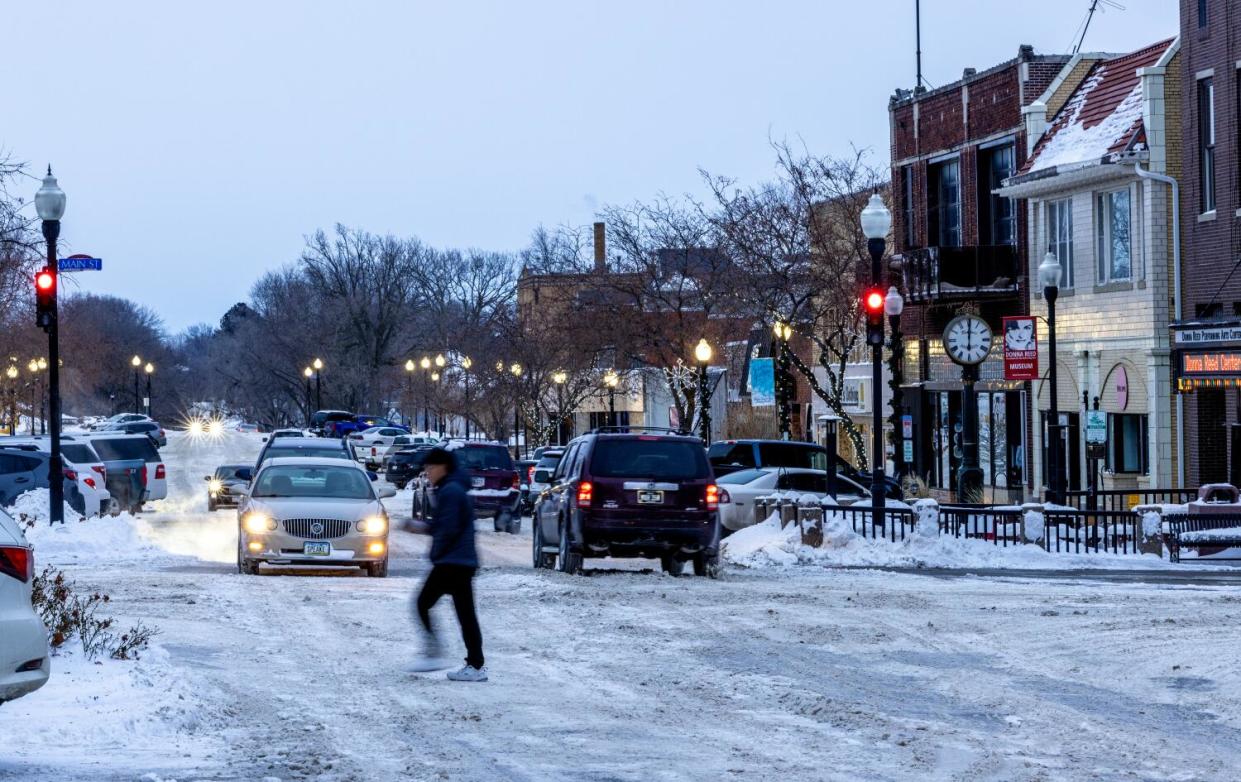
left=1162, top=513, right=1241, bottom=563
left=1042, top=509, right=1142, bottom=555
left=820, top=503, right=916, bottom=543
left=938, top=504, right=1024, bottom=546
left=1062, top=488, right=1197, bottom=513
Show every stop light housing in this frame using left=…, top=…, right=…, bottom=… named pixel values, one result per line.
left=863, top=287, right=884, bottom=346
left=35, top=267, right=55, bottom=331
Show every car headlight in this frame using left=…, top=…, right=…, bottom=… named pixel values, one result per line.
left=357, top=516, right=387, bottom=534
left=208, top=479, right=223, bottom=493
left=244, top=513, right=276, bottom=533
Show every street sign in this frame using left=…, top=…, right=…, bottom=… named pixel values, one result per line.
left=902, top=440, right=913, bottom=462
left=901, top=415, right=913, bottom=439
left=1085, top=410, right=1107, bottom=444
left=58, top=255, right=102, bottom=272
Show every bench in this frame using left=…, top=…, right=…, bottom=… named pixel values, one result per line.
left=1163, top=513, right=1241, bottom=563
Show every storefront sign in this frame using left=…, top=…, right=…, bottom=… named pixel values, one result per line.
left=1002, top=316, right=1038, bottom=381
left=748, top=358, right=775, bottom=407
left=1181, top=351, right=1241, bottom=376
left=1173, top=324, right=1241, bottom=345
left=842, top=378, right=868, bottom=413
left=1115, top=365, right=1128, bottom=411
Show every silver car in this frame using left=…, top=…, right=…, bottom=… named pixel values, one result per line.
left=0, top=507, right=49, bottom=704
left=236, top=458, right=396, bottom=577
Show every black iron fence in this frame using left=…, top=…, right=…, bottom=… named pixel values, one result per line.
left=1162, top=513, right=1241, bottom=563
left=1062, top=488, right=1197, bottom=513
left=938, top=504, right=1024, bottom=546
left=821, top=503, right=916, bottom=543
left=1042, top=509, right=1142, bottom=555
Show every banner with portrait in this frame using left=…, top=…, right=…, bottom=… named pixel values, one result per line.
left=1002, top=316, right=1038, bottom=381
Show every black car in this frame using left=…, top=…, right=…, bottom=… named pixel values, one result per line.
left=707, top=439, right=904, bottom=500
left=205, top=464, right=252, bottom=511
left=384, top=445, right=433, bottom=490
left=308, top=409, right=354, bottom=437
left=516, top=459, right=538, bottom=514
left=105, top=420, right=167, bottom=448
left=532, top=428, right=720, bottom=577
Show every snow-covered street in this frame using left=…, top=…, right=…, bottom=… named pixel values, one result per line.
left=3, top=431, right=1241, bottom=781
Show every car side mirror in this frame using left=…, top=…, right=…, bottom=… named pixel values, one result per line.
left=377, top=485, right=397, bottom=499
left=203, top=475, right=211, bottom=481
left=262, top=436, right=268, bottom=442
left=236, top=467, right=253, bottom=482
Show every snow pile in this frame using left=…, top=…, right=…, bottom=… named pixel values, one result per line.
left=6, top=487, right=83, bottom=526
left=19, top=501, right=159, bottom=564
left=1031, top=67, right=1145, bottom=172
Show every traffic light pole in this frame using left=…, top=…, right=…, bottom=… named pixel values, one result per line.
left=43, top=219, right=64, bottom=524
left=867, top=237, right=886, bottom=536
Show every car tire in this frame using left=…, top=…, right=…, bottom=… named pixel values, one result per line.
left=661, top=556, right=684, bottom=577
left=494, top=513, right=507, bottom=533
left=506, top=513, right=521, bottom=535
left=368, top=558, right=389, bottom=578
left=532, top=521, right=549, bottom=568
left=207, top=497, right=217, bottom=513
left=693, top=553, right=721, bottom=579
left=557, top=520, right=582, bottom=575
left=237, top=537, right=258, bottom=575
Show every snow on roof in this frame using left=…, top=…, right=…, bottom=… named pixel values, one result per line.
left=1020, top=39, right=1174, bottom=176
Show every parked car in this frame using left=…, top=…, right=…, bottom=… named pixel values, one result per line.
left=384, top=445, right=434, bottom=490
left=0, top=507, right=49, bottom=705
left=255, top=436, right=356, bottom=470
left=527, top=448, right=564, bottom=507
left=235, top=457, right=396, bottom=577
left=0, top=436, right=111, bottom=517
left=205, top=464, right=253, bottom=511
left=0, top=447, right=87, bottom=515
left=413, top=441, right=521, bottom=533
left=101, top=420, right=167, bottom=447
left=715, top=467, right=870, bottom=532
left=236, top=422, right=262, bottom=434
left=533, top=429, right=721, bottom=577
left=707, top=439, right=904, bottom=500
left=88, top=413, right=150, bottom=431
left=328, top=414, right=408, bottom=439
left=349, top=426, right=416, bottom=469
left=267, top=428, right=305, bottom=441
left=516, top=459, right=538, bottom=514
left=82, top=433, right=167, bottom=511
left=309, top=410, right=354, bottom=437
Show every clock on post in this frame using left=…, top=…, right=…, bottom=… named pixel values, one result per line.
left=943, top=314, right=993, bottom=367
left=942, top=313, right=992, bottom=501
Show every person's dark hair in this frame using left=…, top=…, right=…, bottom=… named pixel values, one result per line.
left=423, top=447, right=457, bottom=470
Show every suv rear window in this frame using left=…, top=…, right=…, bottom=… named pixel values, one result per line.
left=589, top=439, right=710, bottom=480
left=61, top=444, right=100, bottom=464
left=263, top=447, right=349, bottom=462
left=91, top=437, right=160, bottom=462
left=456, top=446, right=513, bottom=471
left=756, top=443, right=827, bottom=471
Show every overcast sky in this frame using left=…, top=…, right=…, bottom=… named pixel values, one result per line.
left=6, top=0, right=1175, bottom=333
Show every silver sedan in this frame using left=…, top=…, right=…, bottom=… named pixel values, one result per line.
left=236, top=458, right=396, bottom=577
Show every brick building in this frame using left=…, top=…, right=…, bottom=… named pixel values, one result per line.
left=1170, top=0, right=1241, bottom=488
left=887, top=45, right=1072, bottom=499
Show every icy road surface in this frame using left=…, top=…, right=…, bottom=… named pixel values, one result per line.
left=2, top=431, right=1240, bottom=781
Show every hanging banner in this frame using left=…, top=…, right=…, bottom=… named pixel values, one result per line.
left=749, top=358, right=775, bottom=407
left=1002, top=316, right=1038, bottom=381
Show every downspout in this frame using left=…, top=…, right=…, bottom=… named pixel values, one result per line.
left=1135, top=162, right=1184, bottom=488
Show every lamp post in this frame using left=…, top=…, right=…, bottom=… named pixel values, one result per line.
left=604, top=369, right=619, bottom=429
left=1039, top=250, right=1064, bottom=505
left=860, top=193, right=892, bottom=533
left=303, top=367, right=314, bottom=426
left=823, top=413, right=839, bottom=498
left=5, top=365, right=16, bottom=435
left=144, top=362, right=154, bottom=418
left=552, top=370, right=567, bottom=445
left=419, top=356, right=431, bottom=432
left=509, top=362, right=524, bottom=456
left=462, top=357, right=473, bottom=440
left=36, top=168, right=67, bottom=524
left=884, top=285, right=905, bottom=477
left=403, top=359, right=415, bottom=428
left=131, top=355, right=142, bottom=413
left=312, top=358, right=324, bottom=410
left=431, top=371, right=442, bottom=434
left=694, top=338, right=713, bottom=442
left=773, top=322, right=793, bottom=440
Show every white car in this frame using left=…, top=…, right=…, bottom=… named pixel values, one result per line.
left=528, top=449, right=564, bottom=504
left=0, top=436, right=112, bottom=517
left=82, top=433, right=168, bottom=506
left=716, top=467, right=869, bottom=531
left=235, top=457, right=396, bottom=577
left=0, top=507, right=49, bottom=704
left=348, top=427, right=423, bottom=469
left=88, top=413, right=151, bottom=431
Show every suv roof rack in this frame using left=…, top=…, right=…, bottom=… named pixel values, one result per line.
left=587, top=426, right=693, bottom=436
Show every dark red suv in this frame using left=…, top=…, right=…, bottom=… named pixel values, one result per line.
left=531, top=429, right=720, bottom=577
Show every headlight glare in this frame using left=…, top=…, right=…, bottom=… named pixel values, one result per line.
left=358, top=516, right=387, bottom=534
left=208, top=479, right=223, bottom=492
left=244, top=513, right=273, bottom=533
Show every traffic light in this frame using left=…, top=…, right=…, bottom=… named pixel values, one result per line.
left=35, top=267, right=55, bottom=332
left=863, top=287, right=884, bottom=346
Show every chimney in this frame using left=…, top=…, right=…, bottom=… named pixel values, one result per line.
left=962, top=67, right=976, bottom=79
left=593, top=222, right=607, bottom=273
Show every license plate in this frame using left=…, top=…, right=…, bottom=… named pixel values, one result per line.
left=637, top=490, right=664, bottom=504
left=303, top=541, right=331, bottom=556
left=472, top=477, right=485, bottom=488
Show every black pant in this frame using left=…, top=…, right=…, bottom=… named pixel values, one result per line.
left=416, top=564, right=484, bottom=668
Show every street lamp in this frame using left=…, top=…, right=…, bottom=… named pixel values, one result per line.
left=303, top=366, right=314, bottom=426
left=26, top=360, right=38, bottom=435
left=131, top=355, right=142, bottom=414
left=462, top=356, right=474, bottom=440
left=36, top=168, right=67, bottom=523
left=1039, top=249, right=1064, bottom=505
left=552, top=370, right=568, bottom=445
left=312, top=358, right=324, bottom=410
left=144, top=362, right=154, bottom=418
left=773, top=322, right=794, bottom=440
left=4, top=365, right=16, bottom=436
left=435, top=354, right=446, bottom=368
left=604, top=369, right=620, bottom=428
left=884, top=285, right=905, bottom=477
left=861, top=192, right=892, bottom=535
left=694, top=338, right=713, bottom=443
left=509, top=363, right=524, bottom=455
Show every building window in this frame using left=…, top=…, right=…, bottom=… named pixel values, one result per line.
left=901, top=165, right=916, bottom=249
left=927, top=158, right=961, bottom=248
left=1106, top=413, right=1147, bottom=474
left=1046, top=198, right=1074, bottom=287
left=1096, top=189, right=1131, bottom=283
left=979, top=144, right=1016, bottom=245
left=1199, top=0, right=1208, bottom=28
left=588, top=411, right=629, bottom=430
left=1199, top=77, right=1216, bottom=213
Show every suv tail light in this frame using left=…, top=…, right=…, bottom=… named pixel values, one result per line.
left=92, top=465, right=106, bottom=481
left=63, top=468, right=78, bottom=481
left=140, top=465, right=149, bottom=486
left=718, top=488, right=731, bottom=504
left=371, top=447, right=378, bottom=456
left=511, top=472, right=521, bottom=489
left=155, top=464, right=166, bottom=480
left=706, top=484, right=719, bottom=511
left=527, top=466, right=535, bottom=484
left=84, top=477, right=97, bottom=489
left=576, top=481, right=593, bottom=508
left=0, top=545, right=32, bottom=583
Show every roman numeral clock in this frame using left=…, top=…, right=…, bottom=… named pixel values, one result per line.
left=943, top=313, right=992, bottom=501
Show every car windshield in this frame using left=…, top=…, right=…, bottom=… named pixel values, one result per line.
left=456, top=446, right=513, bottom=471
left=215, top=466, right=246, bottom=479
left=756, top=443, right=828, bottom=470
left=252, top=465, right=373, bottom=499
left=61, top=444, right=99, bottom=464
left=90, top=437, right=160, bottom=462
left=263, top=447, right=348, bottom=462
left=589, top=439, right=710, bottom=480
left=717, top=468, right=770, bottom=485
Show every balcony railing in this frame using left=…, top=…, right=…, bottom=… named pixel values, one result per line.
left=900, top=245, right=1019, bottom=303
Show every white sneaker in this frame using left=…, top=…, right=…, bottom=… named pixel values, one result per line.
left=446, top=664, right=488, bottom=682
left=404, top=656, right=452, bottom=673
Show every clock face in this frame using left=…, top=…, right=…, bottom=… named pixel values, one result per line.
left=944, top=315, right=993, bottom=366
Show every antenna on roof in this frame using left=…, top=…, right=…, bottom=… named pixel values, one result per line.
left=1072, top=0, right=1126, bottom=55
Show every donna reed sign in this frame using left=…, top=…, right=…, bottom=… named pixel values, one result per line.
left=1178, top=350, right=1241, bottom=390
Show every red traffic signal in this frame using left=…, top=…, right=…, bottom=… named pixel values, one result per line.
left=863, top=288, right=885, bottom=314
left=35, top=269, right=54, bottom=291
left=863, top=287, right=885, bottom=346
left=34, top=267, right=56, bottom=331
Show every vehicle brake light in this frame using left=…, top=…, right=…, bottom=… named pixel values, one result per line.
left=576, top=481, right=593, bottom=508
left=92, top=465, right=106, bottom=481
left=638, top=435, right=658, bottom=440
left=155, top=464, right=166, bottom=480
left=84, top=477, right=97, bottom=489
left=706, top=484, right=719, bottom=511
left=511, top=472, right=521, bottom=489
left=528, top=466, right=535, bottom=484
left=371, top=447, right=377, bottom=456
left=63, top=468, right=78, bottom=481
left=140, top=465, right=148, bottom=486
left=0, top=545, right=31, bottom=583
left=718, top=488, right=731, bottom=504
